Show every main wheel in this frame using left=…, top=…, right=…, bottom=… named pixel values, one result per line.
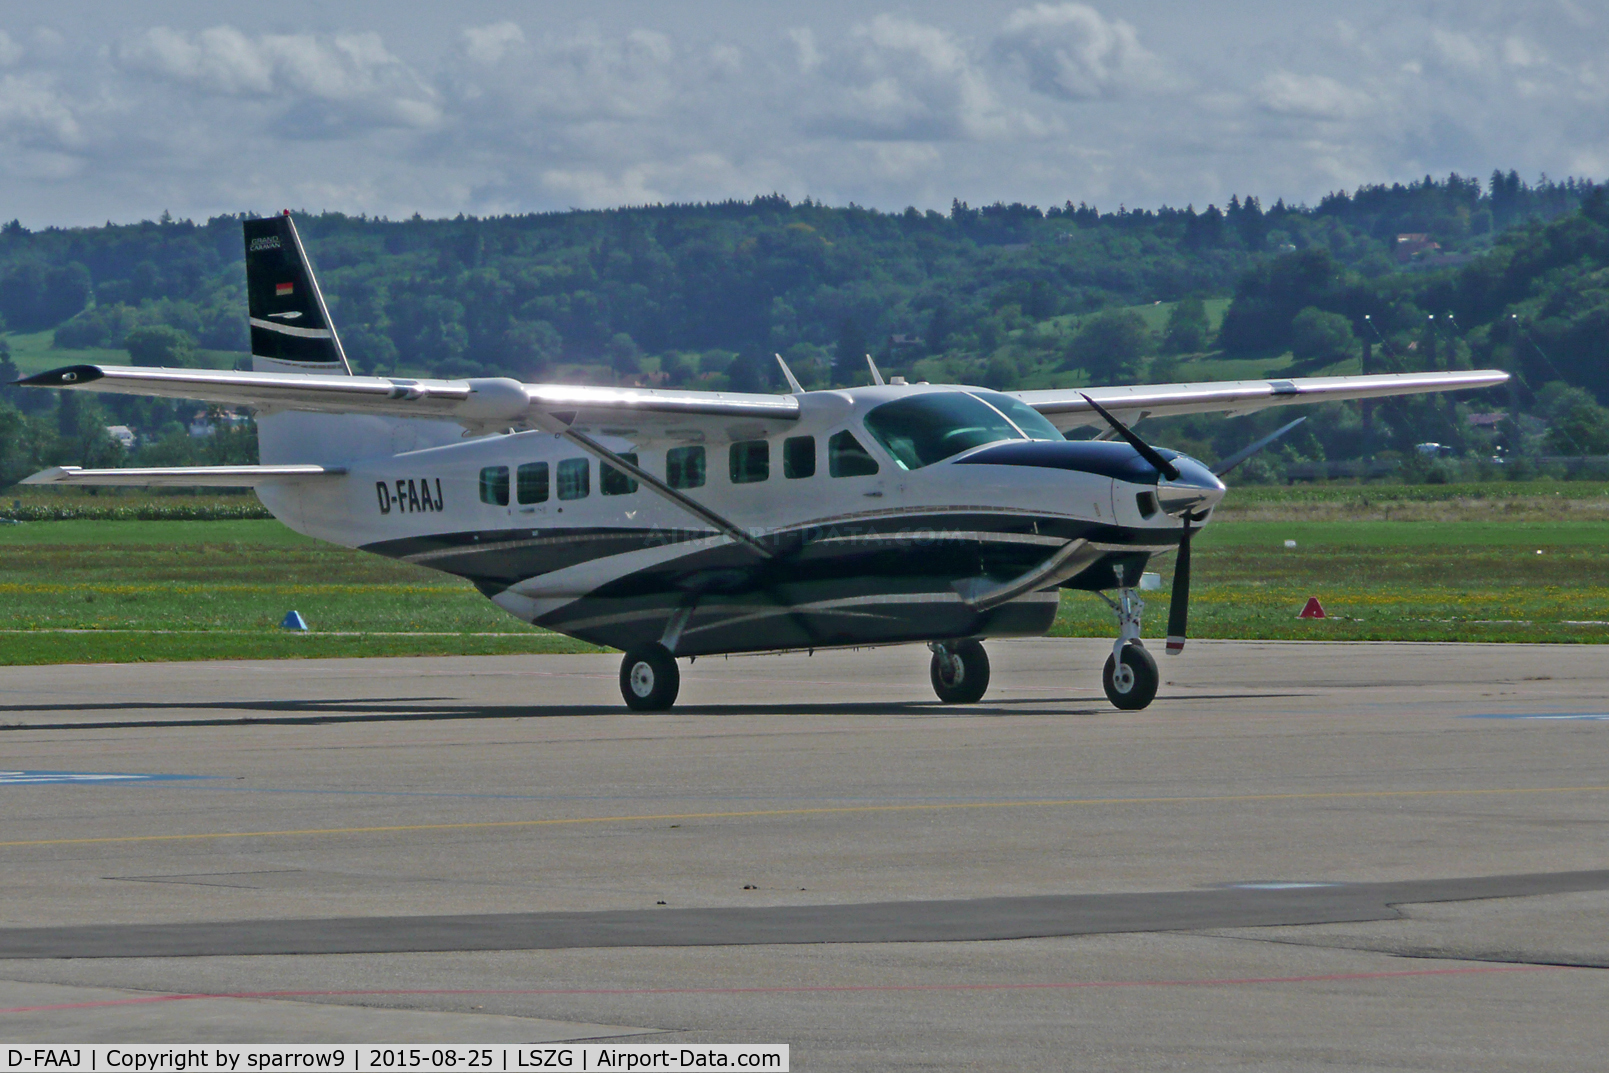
left=620, top=644, right=680, bottom=711
left=1102, top=643, right=1159, bottom=710
left=930, top=639, right=990, bottom=704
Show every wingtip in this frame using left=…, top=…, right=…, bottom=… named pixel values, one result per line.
left=16, top=364, right=104, bottom=388
left=20, top=466, right=75, bottom=485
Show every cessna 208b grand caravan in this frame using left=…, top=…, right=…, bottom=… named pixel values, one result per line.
left=21, top=213, right=1507, bottom=710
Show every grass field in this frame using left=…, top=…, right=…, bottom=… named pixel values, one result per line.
left=1, top=486, right=1605, bottom=664
left=4, top=329, right=244, bottom=376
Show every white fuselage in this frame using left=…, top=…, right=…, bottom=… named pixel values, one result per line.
left=255, top=384, right=1214, bottom=655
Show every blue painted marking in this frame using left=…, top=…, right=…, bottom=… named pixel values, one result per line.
left=0, top=770, right=219, bottom=786
left=1462, top=714, right=1609, bottom=722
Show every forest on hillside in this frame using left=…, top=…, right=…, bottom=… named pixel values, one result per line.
left=3, top=169, right=1608, bottom=487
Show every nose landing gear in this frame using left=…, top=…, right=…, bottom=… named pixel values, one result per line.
left=1099, top=587, right=1159, bottom=709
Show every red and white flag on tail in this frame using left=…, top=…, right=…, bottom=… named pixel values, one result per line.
left=275, top=282, right=294, bottom=296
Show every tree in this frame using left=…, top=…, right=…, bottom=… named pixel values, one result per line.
left=499, top=319, right=562, bottom=378
left=0, top=262, right=92, bottom=332
left=728, top=350, right=774, bottom=393
left=1217, top=248, right=1342, bottom=354
left=125, top=325, right=197, bottom=367
left=1290, top=306, right=1357, bottom=369
left=0, top=400, right=51, bottom=489
left=605, top=332, right=643, bottom=375
left=341, top=324, right=400, bottom=376
left=833, top=317, right=867, bottom=385
left=1064, top=309, right=1151, bottom=383
left=1163, top=298, right=1211, bottom=353
left=1538, top=382, right=1609, bottom=454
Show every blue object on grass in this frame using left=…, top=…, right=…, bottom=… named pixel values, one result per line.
left=280, top=610, right=309, bottom=631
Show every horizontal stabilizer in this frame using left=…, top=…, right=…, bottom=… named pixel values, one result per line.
left=23, top=464, right=344, bottom=487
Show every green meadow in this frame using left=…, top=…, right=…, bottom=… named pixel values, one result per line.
left=1, top=483, right=1606, bottom=665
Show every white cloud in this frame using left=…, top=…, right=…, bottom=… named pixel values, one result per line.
left=1256, top=71, right=1373, bottom=121
left=993, top=3, right=1173, bottom=100
left=0, top=4, right=1606, bottom=229
left=1502, top=36, right=1547, bottom=68
left=450, top=26, right=683, bottom=124
left=801, top=14, right=1040, bottom=141
left=788, top=27, right=822, bottom=72
left=0, top=73, right=83, bottom=146
left=1430, top=29, right=1484, bottom=70
left=462, top=22, right=525, bottom=67
left=117, top=26, right=441, bottom=132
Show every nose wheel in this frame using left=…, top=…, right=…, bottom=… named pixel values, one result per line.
left=929, top=639, right=990, bottom=703
left=1098, top=586, right=1160, bottom=709
left=1103, top=642, right=1158, bottom=709
left=620, top=643, right=680, bottom=711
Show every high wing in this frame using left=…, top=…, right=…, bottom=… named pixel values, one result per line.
left=1014, top=369, right=1510, bottom=432
left=17, top=363, right=1504, bottom=440
left=17, top=363, right=800, bottom=440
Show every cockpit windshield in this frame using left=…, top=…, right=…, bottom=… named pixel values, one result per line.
left=863, top=391, right=1061, bottom=471
left=968, top=391, right=1066, bottom=442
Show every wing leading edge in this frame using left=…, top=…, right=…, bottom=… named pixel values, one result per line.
left=1013, top=369, right=1510, bottom=432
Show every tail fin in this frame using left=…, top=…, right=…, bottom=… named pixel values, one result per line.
left=244, top=212, right=351, bottom=375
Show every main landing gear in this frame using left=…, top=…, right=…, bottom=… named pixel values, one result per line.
left=1098, top=587, right=1159, bottom=710
left=620, top=643, right=680, bottom=711
left=929, top=639, right=990, bottom=704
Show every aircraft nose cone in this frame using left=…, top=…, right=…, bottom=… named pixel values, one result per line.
left=1156, top=456, right=1226, bottom=516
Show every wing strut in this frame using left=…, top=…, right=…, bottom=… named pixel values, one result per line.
left=557, top=427, right=774, bottom=560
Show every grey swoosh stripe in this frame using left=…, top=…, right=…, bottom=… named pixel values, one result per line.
left=250, top=317, right=333, bottom=339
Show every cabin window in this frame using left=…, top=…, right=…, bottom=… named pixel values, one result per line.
left=478, top=465, right=509, bottom=506
left=729, top=440, right=770, bottom=484
left=557, top=458, right=589, bottom=500
left=828, top=430, right=879, bottom=477
left=516, top=462, right=548, bottom=504
left=862, top=391, right=1025, bottom=471
left=602, top=452, right=639, bottom=496
left=666, top=445, right=706, bottom=489
left=783, top=436, right=816, bottom=478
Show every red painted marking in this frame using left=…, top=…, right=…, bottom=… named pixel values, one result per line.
left=1298, top=597, right=1327, bottom=619
left=0, top=964, right=1571, bottom=1014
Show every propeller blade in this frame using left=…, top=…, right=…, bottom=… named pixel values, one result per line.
left=1211, top=416, right=1307, bottom=477
left=1079, top=393, right=1181, bottom=482
left=1165, top=515, right=1192, bottom=655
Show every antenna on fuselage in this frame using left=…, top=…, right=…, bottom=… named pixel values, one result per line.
left=865, top=354, right=886, bottom=386
left=774, top=353, right=805, bottom=394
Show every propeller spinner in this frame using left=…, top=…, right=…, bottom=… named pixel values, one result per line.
left=1079, top=396, right=1304, bottom=657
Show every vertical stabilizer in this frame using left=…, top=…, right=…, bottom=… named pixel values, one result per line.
left=244, top=212, right=351, bottom=375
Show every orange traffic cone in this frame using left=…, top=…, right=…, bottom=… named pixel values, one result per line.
left=1298, top=597, right=1327, bottom=619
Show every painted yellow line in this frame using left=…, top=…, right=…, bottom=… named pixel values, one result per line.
left=5, top=785, right=1609, bottom=850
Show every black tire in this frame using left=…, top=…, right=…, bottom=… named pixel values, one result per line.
left=1102, top=643, right=1159, bottom=710
left=930, top=639, right=990, bottom=704
left=620, top=644, right=680, bottom=711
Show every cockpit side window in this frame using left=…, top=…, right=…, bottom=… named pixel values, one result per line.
left=862, top=392, right=1025, bottom=470
left=828, top=430, right=880, bottom=477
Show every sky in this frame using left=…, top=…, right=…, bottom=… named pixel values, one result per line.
left=0, top=1, right=1603, bottom=227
